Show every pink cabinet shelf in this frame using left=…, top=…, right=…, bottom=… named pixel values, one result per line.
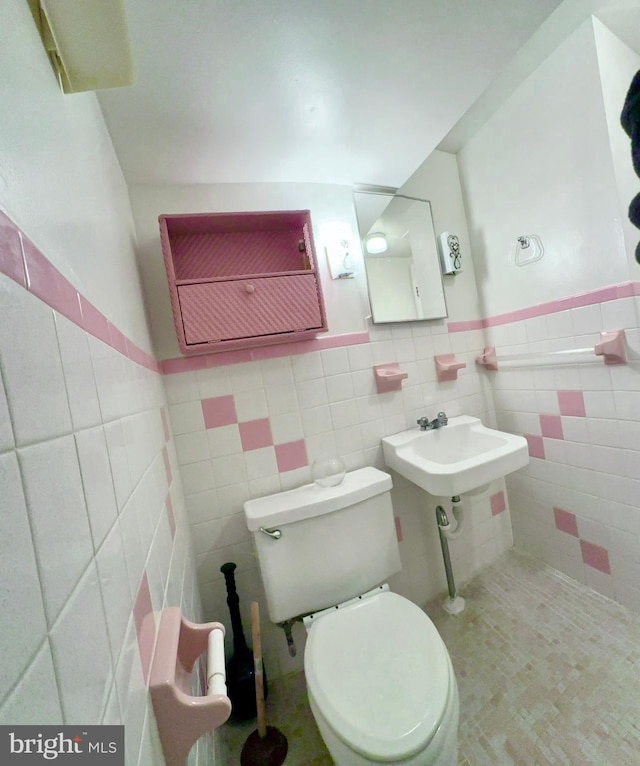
left=159, top=210, right=328, bottom=355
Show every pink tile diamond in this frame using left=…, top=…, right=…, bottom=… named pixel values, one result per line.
left=557, top=390, right=586, bottom=417
left=239, top=418, right=273, bottom=451
left=524, top=434, right=545, bottom=459
left=540, top=414, right=564, bottom=439
left=202, top=395, right=237, bottom=428
left=554, top=507, right=579, bottom=537
left=580, top=540, right=610, bottom=574
left=490, top=491, right=506, bottom=516
left=275, top=439, right=308, bottom=472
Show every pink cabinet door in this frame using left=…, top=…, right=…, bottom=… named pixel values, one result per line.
left=178, top=274, right=323, bottom=344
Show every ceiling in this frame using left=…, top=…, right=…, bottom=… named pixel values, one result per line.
left=97, top=0, right=639, bottom=190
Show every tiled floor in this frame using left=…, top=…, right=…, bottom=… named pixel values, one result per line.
left=218, top=549, right=640, bottom=765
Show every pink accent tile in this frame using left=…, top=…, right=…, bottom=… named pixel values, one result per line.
left=554, top=507, right=579, bottom=537
left=202, top=395, right=238, bottom=428
left=160, top=355, right=209, bottom=374
left=22, top=235, right=82, bottom=325
left=524, top=434, right=545, bottom=459
left=275, top=439, right=308, bottom=472
left=311, top=331, right=370, bottom=350
left=239, top=418, right=273, bottom=451
left=557, top=390, right=586, bottom=417
left=158, top=332, right=371, bottom=373
left=162, top=446, right=172, bottom=486
left=632, top=281, right=640, bottom=296
left=616, top=282, right=634, bottom=298
left=0, top=211, right=27, bottom=287
left=79, top=295, right=111, bottom=345
left=207, top=349, right=253, bottom=366
left=490, top=491, right=506, bottom=516
left=482, top=284, right=627, bottom=328
left=580, top=540, right=610, bottom=574
left=133, top=571, right=155, bottom=682
left=108, top=322, right=129, bottom=357
left=166, top=495, right=176, bottom=539
left=447, top=318, right=485, bottom=333
left=395, top=516, right=403, bottom=542
left=160, top=407, right=170, bottom=442
left=540, top=414, right=564, bottom=439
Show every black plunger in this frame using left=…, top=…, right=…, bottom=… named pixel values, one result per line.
left=221, top=562, right=266, bottom=719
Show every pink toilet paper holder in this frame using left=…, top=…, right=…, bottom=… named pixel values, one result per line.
left=150, top=607, right=232, bottom=766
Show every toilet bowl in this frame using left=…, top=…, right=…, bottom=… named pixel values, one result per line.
left=304, top=589, right=459, bottom=766
left=243, top=467, right=460, bottom=765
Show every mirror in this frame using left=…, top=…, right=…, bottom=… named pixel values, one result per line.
left=353, top=191, right=448, bottom=323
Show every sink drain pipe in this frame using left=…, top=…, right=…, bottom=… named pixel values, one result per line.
left=435, top=497, right=466, bottom=615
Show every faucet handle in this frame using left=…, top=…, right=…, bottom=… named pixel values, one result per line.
left=437, top=411, right=448, bottom=425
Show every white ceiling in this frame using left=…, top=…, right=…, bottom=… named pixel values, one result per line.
left=98, top=0, right=569, bottom=189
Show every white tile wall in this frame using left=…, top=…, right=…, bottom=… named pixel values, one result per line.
left=496, top=295, right=640, bottom=607
left=0, top=272, right=196, bottom=766
left=168, top=321, right=508, bottom=679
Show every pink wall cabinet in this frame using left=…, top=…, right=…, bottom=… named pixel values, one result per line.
left=159, top=210, right=328, bottom=355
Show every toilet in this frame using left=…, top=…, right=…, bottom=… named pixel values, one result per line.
left=243, top=466, right=459, bottom=766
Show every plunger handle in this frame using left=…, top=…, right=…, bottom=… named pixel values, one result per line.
left=250, top=601, right=267, bottom=739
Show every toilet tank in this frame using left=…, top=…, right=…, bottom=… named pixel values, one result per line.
left=244, top=467, right=401, bottom=623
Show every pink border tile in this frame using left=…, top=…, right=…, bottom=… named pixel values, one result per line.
left=554, top=507, right=579, bottom=537
left=580, top=540, right=610, bottom=574
left=395, top=516, right=403, bottom=542
left=539, top=414, right=564, bottom=440
left=490, top=491, right=506, bottom=515
left=447, top=318, right=484, bottom=333
left=166, top=495, right=176, bottom=539
left=79, top=295, right=111, bottom=345
left=0, top=211, right=159, bottom=373
left=133, top=571, right=155, bottom=682
left=0, top=212, right=27, bottom=287
left=202, top=395, right=238, bottom=428
left=160, top=408, right=170, bottom=442
left=239, top=418, right=273, bottom=451
left=162, top=446, right=172, bottom=486
left=159, top=331, right=371, bottom=372
left=275, top=439, right=308, bottom=472
left=557, top=390, right=586, bottom=417
left=22, top=235, right=82, bottom=325
left=524, top=434, right=545, bottom=459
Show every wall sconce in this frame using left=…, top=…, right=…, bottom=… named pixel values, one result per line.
left=29, top=0, right=134, bottom=93
left=365, top=233, right=388, bottom=254
left=321, top=223, right=356, bottom=279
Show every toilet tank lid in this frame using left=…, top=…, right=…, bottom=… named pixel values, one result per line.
left=244, top=467, right=392, bottom=531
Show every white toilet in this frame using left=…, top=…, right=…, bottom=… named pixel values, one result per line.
left=244, top=467, right=459, bottom=766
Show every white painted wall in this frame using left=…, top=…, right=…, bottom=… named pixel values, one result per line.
left=0, top=2, right=153, bottom=352
left=128, top=183, right=371, bottom=360
left=593, top=18, right=640, bottom=274
left=458, top=17, right=629, bottom=317
left=400, top=150, right=482, bottom=322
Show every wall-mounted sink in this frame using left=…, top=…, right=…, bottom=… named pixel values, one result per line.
left=382, top=415, right=529, bottom=496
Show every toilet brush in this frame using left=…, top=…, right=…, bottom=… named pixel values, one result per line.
left=240, top=602, right=288, bottom=766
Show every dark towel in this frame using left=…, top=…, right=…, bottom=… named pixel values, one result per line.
left=621, top=70, right=640, bottom=262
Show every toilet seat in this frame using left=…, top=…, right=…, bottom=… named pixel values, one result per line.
left=304, top=591, right=452, bottom=762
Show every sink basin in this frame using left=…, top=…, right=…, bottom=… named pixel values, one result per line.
left=382, top=415, right=529, bottom=496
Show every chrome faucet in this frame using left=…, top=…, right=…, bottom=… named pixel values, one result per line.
left=417, top=412, right=448, bottom=431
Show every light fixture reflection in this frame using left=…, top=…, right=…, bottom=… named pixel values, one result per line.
left=365, top=233, right=387, bottom=254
